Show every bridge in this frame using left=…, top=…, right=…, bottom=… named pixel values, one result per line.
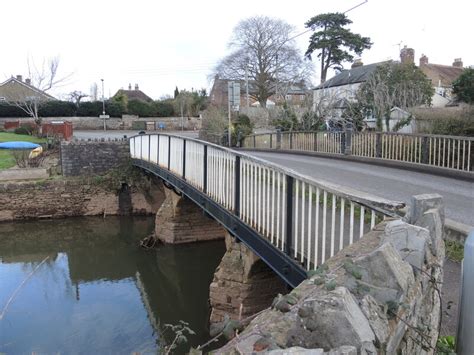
left=241, top=130, right=473, bottom=227
left=130, top=133, right=409, bottom=287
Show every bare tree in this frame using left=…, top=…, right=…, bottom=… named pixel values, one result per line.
left=6, top=56, right=70, bottom=125
left=214, top=16, right=313, bottom=108
left=68, top=91, right=88, bottom=106
left=358, top=62, right=433, bottom=131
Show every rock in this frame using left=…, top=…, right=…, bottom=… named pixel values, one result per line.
left=268, top=347, right=324, bottom=355
left=353, top=242, right=414, bottom=304
left=414, top=208, right=444, bottom=257
left=298, top=306, right=312, bottom=318
left=382, top=220, right=431, bottom=271
left=286, top=287, right=375, bottom=350
left=326, top=345, right=357, bottom=355
left=360, top=295, right=390, bottom=346
left=405, top=194, right=444, bottom=225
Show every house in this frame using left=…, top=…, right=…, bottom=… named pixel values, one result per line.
left=312, top=60, right=384, bottom=120
left=113, top=84, right=153, bottom=103
left=209, top=75, right=307, bottom=109
left=0, top=75, right=56, bottom=102
left=312, top=46, right=465, bottom=130
left=418, top=55, right=464, bottom=107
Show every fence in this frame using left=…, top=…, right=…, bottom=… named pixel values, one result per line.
left=242, top=130, right=474, bottom=172
left=130, top=133, right=404, bottom=276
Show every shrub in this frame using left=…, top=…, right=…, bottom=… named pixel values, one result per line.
left=412, top=106, right=474, bottom=136
left=0, top=103, right=28, bottom=117
left=76, top=101, right=123, bottom=117
left=153, top=100, right=175, bottom=117
left=128, top=99, right=154, bottom=117
left=200, top=107, right=227, bottom=144
left=14, top=127, right=30, bottom=135
left=38, top=101, right=76, bottom=117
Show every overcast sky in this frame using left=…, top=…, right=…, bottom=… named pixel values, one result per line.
left=1, top=0, right=472, bottom=100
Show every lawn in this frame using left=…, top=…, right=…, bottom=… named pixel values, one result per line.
left=0, top=132, right=46, bottom=170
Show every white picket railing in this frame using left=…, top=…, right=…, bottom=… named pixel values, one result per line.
left=130, top=133, right=404, bottom=272
left=243, top=131, right=474, bottom=172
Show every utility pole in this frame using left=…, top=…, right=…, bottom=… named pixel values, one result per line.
left=101, top=78, right=106, bottom=131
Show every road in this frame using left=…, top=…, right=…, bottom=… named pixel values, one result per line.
left=245, top=151, right=473, bottom=226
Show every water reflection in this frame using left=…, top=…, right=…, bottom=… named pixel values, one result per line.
left=0, top=217, right=225, bottom=354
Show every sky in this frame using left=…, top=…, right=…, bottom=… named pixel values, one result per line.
left=1, top=0, right=472, bottom=100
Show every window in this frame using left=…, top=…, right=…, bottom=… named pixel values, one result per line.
left=300, top=95, right=305, bottom=101
left=285, top=94, right=291, bottom=101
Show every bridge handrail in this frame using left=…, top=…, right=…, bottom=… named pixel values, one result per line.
left=241, top=130, right=473, bottom=172
left=130, top=133, right=404, bottom=279
left=245, top=130, right=474, bottom=141
left=129, top=133, right=404, bottom=213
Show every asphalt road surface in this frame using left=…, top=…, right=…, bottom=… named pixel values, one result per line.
left=245, top=151, right=473, bottom=226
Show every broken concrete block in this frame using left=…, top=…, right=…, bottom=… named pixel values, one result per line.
left=286, top=287, right=375, bottom=351
left=353, top=242, right=414, bottom=304
left=383, top=220, right=431, bottom=271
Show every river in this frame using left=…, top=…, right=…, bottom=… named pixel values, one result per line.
left=0, top=216, right=225, bottom=354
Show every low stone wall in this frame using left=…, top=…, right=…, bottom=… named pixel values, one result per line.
left=0, top=116, right=202, bottom=131
left=60, top=139, right=129, bottom=176
left=216, top=194, right=445, bottom=354
left=0, top=178, right=164, bottom=222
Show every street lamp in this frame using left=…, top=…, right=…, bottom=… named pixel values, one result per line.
left=101, top=78, right=105, bottom=115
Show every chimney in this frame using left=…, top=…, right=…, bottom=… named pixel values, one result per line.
left=25, top=78, right=31, bottom=85
left=419, top=54, right=428, bottom=66
left=351, top=58, right=363, bottom=68
left=128, top=83, right=132, bottom=90
left=400, top=46, right=415, bottom=64
left=16, top=75, right=23, bottom=82
left=453, top=58, right=463, bottom=68
left=134, top=84, right=139, bottom=90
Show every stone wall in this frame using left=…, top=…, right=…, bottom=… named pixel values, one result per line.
left=0, top=116, right=202, bottom=131
left=154, top=187, right=226, bottom=244
left=60, top=139, right=130, bottom=176
left=0, top=178, right=164, bottom=222
left=215, top=194, right=445, bottom=354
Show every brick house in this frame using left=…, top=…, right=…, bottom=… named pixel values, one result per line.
left=209, top=75, right=307, bottom=108
left=418, top=55, right=464, bottom=106
left=0, top=75, right=56, bottom=102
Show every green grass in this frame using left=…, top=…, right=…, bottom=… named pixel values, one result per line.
left=445, top=240, right=464, bottom=262
left=0, top=132, right=46, bottom=170
left=0, top=132, right=45, bottom=144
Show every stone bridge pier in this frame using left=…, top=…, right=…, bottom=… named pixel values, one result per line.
left=153, top=181, right=286, bottom=324
left=209, top=233, right=287, bottom=324
left=154, top=184, right=226, bottom=244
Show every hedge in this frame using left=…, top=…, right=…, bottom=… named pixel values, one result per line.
left=0, top=99, right=178, bottom=118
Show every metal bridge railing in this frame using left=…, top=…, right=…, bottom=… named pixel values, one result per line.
left=130, top=133, right=404, bottom=273
left=242, top=131, right=474, bottom=172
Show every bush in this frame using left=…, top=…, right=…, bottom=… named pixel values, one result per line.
left=38, top=101, right=76, bottom=117
left=128, top=99, right=154, bottom=117
left=76, top=101, right=124, bottom=117
left=153, top=100, right=175, bottom=117
left=412, top=106, right=474, bottom=136
left=0, top=103, right=27, bottom=117
left=200, top=107, right=227, bottom=143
